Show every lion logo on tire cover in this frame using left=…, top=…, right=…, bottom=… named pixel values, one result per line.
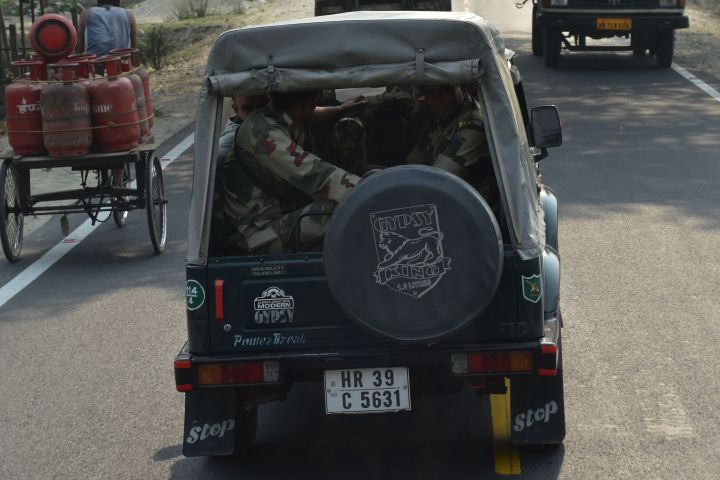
left=370, top=204, right=451, bottom=298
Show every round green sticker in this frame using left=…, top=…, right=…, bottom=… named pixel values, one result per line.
left=186, top=280, right=205, bottom=311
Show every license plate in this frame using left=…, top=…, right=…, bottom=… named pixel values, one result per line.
left=596, top=18, right=632, bottom=30
left=324, top=367, right=411, bottom=414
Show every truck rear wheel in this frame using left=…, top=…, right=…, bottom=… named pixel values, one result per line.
left=655, top=30, right=674, bottom=68
left=531, top=5, right=543, bottom=56
left=543, top=28, right=561, bottom=68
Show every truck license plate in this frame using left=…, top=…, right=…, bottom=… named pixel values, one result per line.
left=324, top=367, right=411, bottom=414
left=596, top=18, right=632, bottom=30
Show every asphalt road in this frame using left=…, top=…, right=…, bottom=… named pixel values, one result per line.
left=2, top=1, right=720, bottom=479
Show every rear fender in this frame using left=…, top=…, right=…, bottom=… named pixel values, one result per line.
left=511, top=319, right=565, bottom=445
left=510, top=363, right=565, bottom=445
left=183, top=389, right=237, bottom=457
left=542, top=248, right=560, bottom=315
left=540, top=186, right=558, bottom=251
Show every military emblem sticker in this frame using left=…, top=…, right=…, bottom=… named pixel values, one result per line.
left=522, top=275, right=542, bottom=303
left=186, top=280, right=205, bottom=311
left=370, top=204, right=451, bottom=299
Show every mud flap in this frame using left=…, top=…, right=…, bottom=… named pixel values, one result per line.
left=510, top=370, right=566, bottom=445
left=182, top=389, right=238, bottom=457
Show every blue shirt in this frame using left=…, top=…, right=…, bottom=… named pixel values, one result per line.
left=84, top=5, right=131, bottom=57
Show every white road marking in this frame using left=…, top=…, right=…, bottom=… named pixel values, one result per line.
left=673, top=63, right=720, bottom=104
left=0, top=133, right=195, bottom=309
left=639, top=383, right=695, bottom=440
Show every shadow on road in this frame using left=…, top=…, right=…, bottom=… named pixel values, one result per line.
left=160, top=384, right=565, bottom=480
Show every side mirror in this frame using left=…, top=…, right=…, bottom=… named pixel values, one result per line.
left=531, top=106, right=562, bottom=149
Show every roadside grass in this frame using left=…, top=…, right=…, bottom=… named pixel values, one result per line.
left=137, top=10, right=251, bottom=72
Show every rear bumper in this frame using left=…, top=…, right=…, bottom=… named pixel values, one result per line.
left=174, top=317, right=562, bottom=393
left=538, top=12, right=689, bottom=33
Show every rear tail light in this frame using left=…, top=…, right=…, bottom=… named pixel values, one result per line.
left=538, top=342, right=559, bottom=376
left=214, top=279, right=224, bottom=322
left=175, top=359, right=280, bottom=391
left=174, top=359, right=193, bottom=392
left=452, top=351, right=534, bottom=374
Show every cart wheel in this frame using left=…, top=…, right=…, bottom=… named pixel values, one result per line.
left=146, top=156, right=166, bottom=254
left=112, top=163, right=131, bottom=228
left=0, top=160, right=24, bottom=263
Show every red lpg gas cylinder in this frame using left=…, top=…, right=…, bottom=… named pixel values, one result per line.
left=5, top=61, right=47, bottom=155
left=116, top=53, right=149, bottom=141
left=41, top=63, right=92, bottom=157
left=29, top=14, right=77, bottom=62
left=87, top=56, right=140, bottom=152
left=110, top=48, right=153, bottom=128
left=64, top=54, right=97, bottom=80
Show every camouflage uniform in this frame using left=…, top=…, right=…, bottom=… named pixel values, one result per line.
left=408, top=94, right=499, bottom=213
left=407, top=94, right=490, bottom=178
left=222, top=105, right=361, bottom=253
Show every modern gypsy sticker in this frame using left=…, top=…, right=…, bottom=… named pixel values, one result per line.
left=522, top=274, right=542, bottom=303
left=253, top=286, right=295, bottom=325
left=370, top=204, right=451, bottom=299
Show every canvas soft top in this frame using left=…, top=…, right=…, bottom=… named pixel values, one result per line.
left=188, top=11, right=544, bottom=263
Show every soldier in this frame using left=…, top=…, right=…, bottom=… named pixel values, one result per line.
left=406, top=85, right=496, bottom=201
left=407, top=85, right=490, bottom=176
left=217, top=95, right=269, bottom=164
left=223, top=90, right=366, bottom=254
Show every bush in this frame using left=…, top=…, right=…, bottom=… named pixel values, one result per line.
left=174, top=0, right=210, bottom=20
left=139, top=26, right=171, bottom=71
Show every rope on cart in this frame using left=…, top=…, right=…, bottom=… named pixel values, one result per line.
left=6, top=113, right=155, bottom=134
left=10, top=66, right=150, bottom=84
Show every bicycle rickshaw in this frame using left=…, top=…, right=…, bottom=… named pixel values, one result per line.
left=1, top=14, right=166, bottom=264
left=0, top=143, right=166, bottom=262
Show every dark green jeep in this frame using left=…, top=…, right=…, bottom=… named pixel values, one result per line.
left=176, top=11, right=566, bottom=457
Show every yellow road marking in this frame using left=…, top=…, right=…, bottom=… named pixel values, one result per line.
left=490, top=378, right=522, bottom=475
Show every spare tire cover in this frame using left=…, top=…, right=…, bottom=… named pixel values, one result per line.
left=324, top=165, right=503, bottom=342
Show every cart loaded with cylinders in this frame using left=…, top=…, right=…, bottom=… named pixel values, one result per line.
left=1, top=14, right=166, bottom=263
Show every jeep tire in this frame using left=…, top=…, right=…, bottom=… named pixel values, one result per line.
left=324, top=165, right=504, bottom=343
left=543, top=27, right=561, bottom=68
left=655, top=29, right=674, bottom=68
left=531, top=5, right=543, bottom=56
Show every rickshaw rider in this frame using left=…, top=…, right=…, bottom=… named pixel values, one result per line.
left=223, top=90, right=366, bottom=253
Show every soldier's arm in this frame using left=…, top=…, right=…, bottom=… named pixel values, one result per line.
left=433, top=128, right=490, bottom=178
left=255, top=128, right=360, bottom=203
left=312, top=96, right=368, bottom=124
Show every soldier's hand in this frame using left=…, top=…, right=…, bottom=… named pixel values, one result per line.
left=341, top=96, right=368, bottom=113
left=362, top=168, right=383, bottom=178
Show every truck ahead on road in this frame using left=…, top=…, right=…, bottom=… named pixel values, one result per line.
left=176, top=11, right=566, bottom=457
left=315, top=0, right=452, bottom=15
left=531, top=0, right=689, bottom=67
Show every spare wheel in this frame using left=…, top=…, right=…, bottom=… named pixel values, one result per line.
left=323, top=165, right=503, bottom=343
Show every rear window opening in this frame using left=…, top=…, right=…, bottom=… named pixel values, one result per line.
left=208, top=84, right=510, bottom=258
